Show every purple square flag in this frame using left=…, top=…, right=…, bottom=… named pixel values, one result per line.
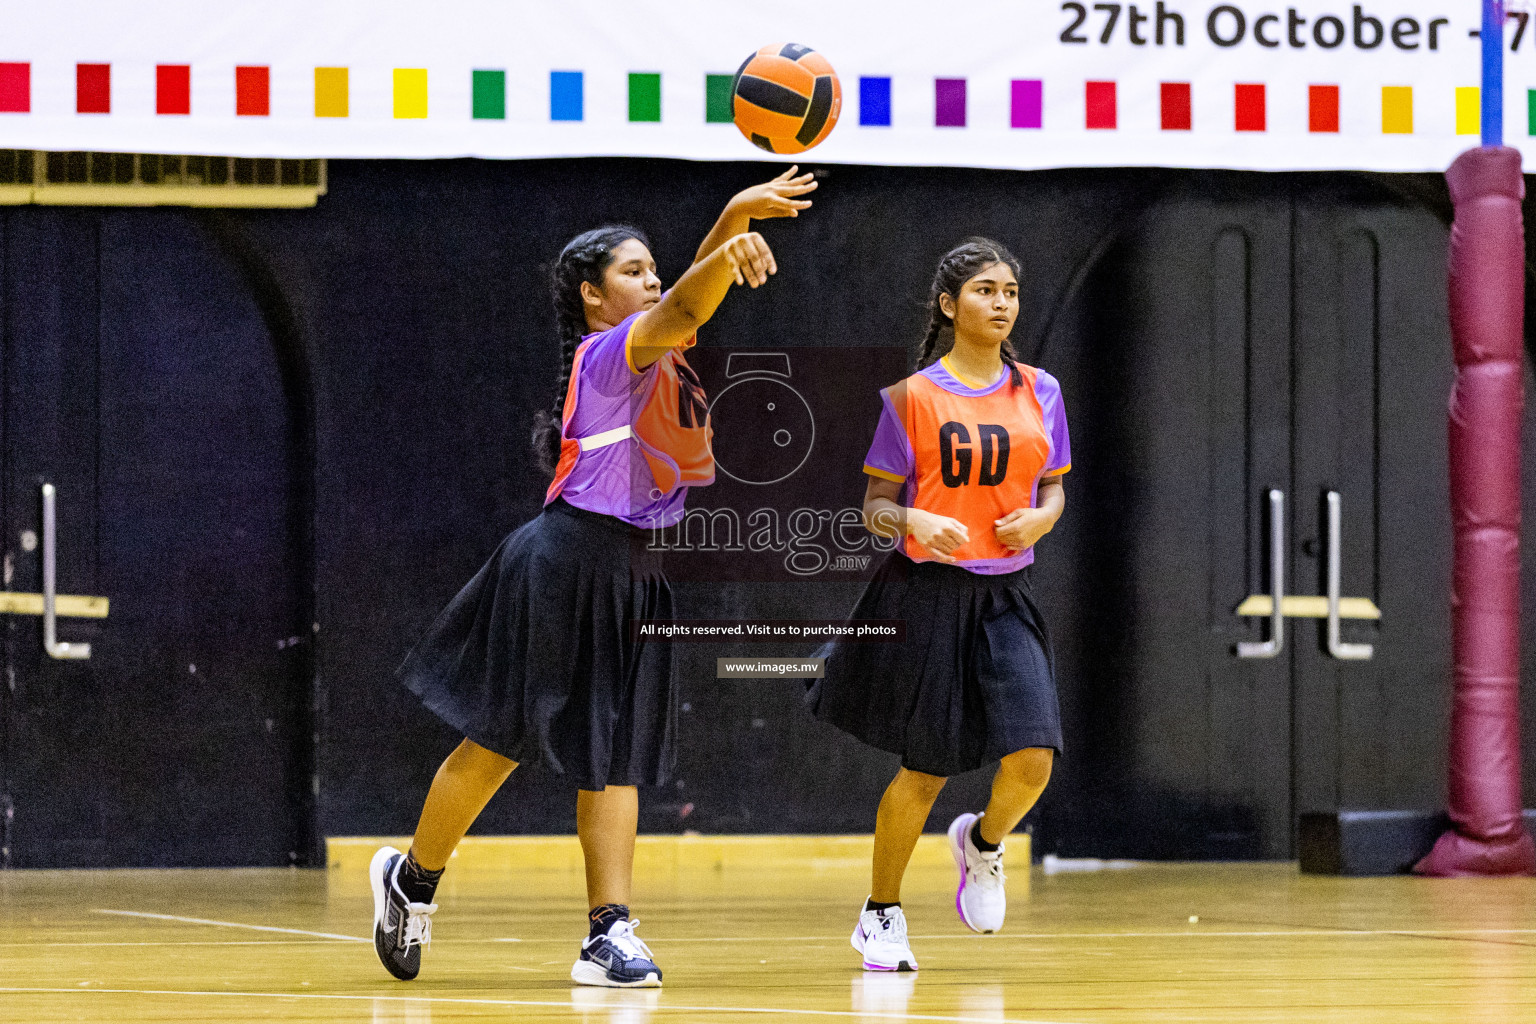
left=935, top=78, right=966, bottom=127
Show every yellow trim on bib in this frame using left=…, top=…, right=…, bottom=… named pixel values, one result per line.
left=940, top=355, right=1005, bottom=390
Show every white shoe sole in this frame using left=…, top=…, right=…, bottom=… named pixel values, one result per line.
left=850, top=921, right=918, bottom=972
left=370, top=845, right=400, bottom=938
left=571, top=958, right=662, bottom=988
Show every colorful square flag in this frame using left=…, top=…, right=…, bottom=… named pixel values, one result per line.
left=551, top=71, right=583, bottom=121
left=0, top=63, right=28, bottom=113
left=1086, top=81, right=1116, bottom=129
left=629, top=73, right=661, bottom=122
left=1235, top=84, right=1265, bottom=132
left=859, top=77, right=891, bottom=127
left=157, top=65, right=190, bottom=115
left=705, top=74, right=734, bottom=123
left=77, top=63, right=110, bottom=114
left=315, top=67, right=348, bottom=118
left=473, top=70, right=506, bottom=120
left=1011, top=80, right=1043, bottom=129
left=1455, top=87, right=1479, bottom=135
left=1309, top=85, right=1340, bottom=133
left=1382, top=86, right=1413, bottom=133
left=394, top=69, right=428, bottom=119
left=236, top=66, right=269, bottom=117
left=935, top=78, right=966, bottom=127
left=1161, top=82, right=1191, bottom=130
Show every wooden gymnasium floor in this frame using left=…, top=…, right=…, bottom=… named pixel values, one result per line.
left=2, top=836, right=1534, bottom=1024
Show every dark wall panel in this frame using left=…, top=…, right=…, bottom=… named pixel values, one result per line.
left=1, top=209, right=309, bottom=866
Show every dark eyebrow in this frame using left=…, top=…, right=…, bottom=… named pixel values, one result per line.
left=969, top=277, right=1016, bottom=287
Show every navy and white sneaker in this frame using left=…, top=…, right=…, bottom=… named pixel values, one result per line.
left=370, top=846, right=438, bottom=981
left=571, top=917, right=663, bottom=988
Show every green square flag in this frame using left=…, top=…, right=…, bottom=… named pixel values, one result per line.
left=629, top=73, right=661, bottom=122
left=472, top=70, right=505, bottom=120
left=706, top=74, right=734, bottom=123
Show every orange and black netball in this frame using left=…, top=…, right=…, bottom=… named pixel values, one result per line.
left=731, top=43, right=842, bottom=154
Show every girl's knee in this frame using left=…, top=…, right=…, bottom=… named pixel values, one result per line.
left=895, top=767, right=948, bottom=800
left=999, top=747, right=1054, bottom=788
left=449, top=738, right=517, bottom=782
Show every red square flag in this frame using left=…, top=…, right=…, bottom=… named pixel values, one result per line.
left=157, top=65, right=190, bottom=115
left=1161, top=82, right=1191, bottom=130
left=77, top=63, right=110, bottom=114
left=1309, top=85, right=1340, bottom=133
left=1235, top=83, right=1266, bottom=132
left=0, top=63, right=30, bottom=113
left=236, top=66, right=269, bottom=116
left=1086, top=81, right=1116, bottom=130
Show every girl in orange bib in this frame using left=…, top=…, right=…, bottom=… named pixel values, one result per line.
left=807, top=239, right=1069, bottom=971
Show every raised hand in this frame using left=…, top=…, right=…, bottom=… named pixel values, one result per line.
left=722, top=232, right=777, bottom=288
left=729, top=166, right=817, bottom=221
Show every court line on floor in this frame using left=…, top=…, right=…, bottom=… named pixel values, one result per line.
left=91, top=909, right=368, bottom=942
left=477, top=927, right=1536, bottom=943
left=0, top=986, right=1084, bottom=1024
left=50, top=923, right=1536, bottom=950
left=906, top=927, right=1536, bottom=941
left=0, top=940, right=368, bottom=948
left=1201, top=917, right=1536, bottom=950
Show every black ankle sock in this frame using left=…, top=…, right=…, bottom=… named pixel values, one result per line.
left=589, top=903, right=630, bottom=939
left=396, top=851, right=444, bottom=905
left=970, top=820, right=1001, bottom=853
left=865, top=898, right=901, bottom=914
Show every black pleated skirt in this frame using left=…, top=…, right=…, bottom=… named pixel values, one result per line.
left=398, top=499, right=675, bottom=790
left=805, top=551, right=1062, bottom=777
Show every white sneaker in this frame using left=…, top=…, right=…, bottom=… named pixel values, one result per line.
left=948, top=812, right=1007, bottom=933
left=850, top=900, right=918, bottom=971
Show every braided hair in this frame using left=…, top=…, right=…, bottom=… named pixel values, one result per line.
left=914, top=237, right=1024, bottom=388
left=531, top=225, right=650, bottom=475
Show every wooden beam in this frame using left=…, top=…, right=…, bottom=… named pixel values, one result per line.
left=0, top=592, right=110, bottom=618
left=1236, top=595, right=1381, bottom=620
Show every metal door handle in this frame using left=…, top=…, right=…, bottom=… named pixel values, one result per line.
left=1237, top=489, right=1285, bottom=658
left=42, top=483, right=91, bottom=660
left=1326, top=491, right=1373, bottom=661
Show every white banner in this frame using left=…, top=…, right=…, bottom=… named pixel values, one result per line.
left=0, top=1, right=1527, bottom=171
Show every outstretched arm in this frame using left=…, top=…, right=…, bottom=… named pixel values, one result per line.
left=693, top=166, right=816, bottom=265
left=628, top=232, right=777, bottom=370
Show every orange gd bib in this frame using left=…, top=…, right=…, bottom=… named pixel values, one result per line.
left=897, top=365, right=1052, bottom=565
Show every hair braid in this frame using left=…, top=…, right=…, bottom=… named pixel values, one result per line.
left=531, top=225, right=650, bottom=475
left=915, top=302, right=948, bottom=371
left=1000, top=337, right=1024, bottom=388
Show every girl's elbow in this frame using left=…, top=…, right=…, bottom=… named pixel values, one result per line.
left=664, top=298, right=707, bottom=333
left=863, top=506, right=901, bottom=538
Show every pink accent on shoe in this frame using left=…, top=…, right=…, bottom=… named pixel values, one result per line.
left=949, top=812, right=979, bottom=932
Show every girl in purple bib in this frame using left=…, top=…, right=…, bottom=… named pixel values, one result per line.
left=370, top=169, right=817, bottom=989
